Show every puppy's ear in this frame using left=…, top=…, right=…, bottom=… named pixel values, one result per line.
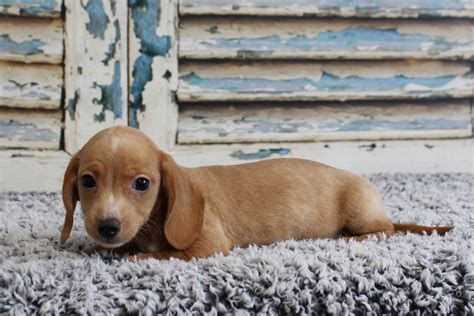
left=160, top=152, right=204, bottom=250
left=60, top=152, right=81, bottom=245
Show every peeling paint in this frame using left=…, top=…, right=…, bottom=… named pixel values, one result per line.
left=0, top=120, right=58, bottom=142
left=202, top=28, right=466, bottom=55
left=337, top=118, right=470, bottom=131
left=102, top=20, right=120, bottom=65
left=93, top=61, right=122, bottom=122
left=82, top=0, right=109, bottom=39
left=66, top=90, right=79, bottom=120
left=0, top=0, right=60, bottom=16
left=180, top=0, right=473, bottom=18
left=129, top=0, right=172, bottom=127
left=0, top=34, right=45, bottom=56
left=230, top=148, right=291, bottom=160
left=181, top=71, right=457, bottom=93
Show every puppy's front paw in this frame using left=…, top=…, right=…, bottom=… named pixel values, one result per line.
left=82, top=245, right=109, bottom=255
left=126, top=252, right=155, bottom=261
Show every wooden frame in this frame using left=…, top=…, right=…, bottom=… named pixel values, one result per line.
left=64, top=0, right=128, bottom=154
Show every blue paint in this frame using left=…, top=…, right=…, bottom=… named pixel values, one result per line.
left=66, top=90, right=79, bottom=120
left=102, top=20, right=120, bottom=65
left=181, top=0, right=467, bottom=12
left=0, top=0, right=59, bottom=16
left=82, top=0, right=109, bottom=39
left=0, top=34, right=45, bottom=56
left=181, top=72, right=456, bottom=93
left=337, top=118, right=469, bottom=131
left=204, top=28, right=459, bottom=54
left=230, top=148, right=290, bottom=160
left=0, top=119, right=58, bottom=142
left=93, top=61, right=122, bottom=122
left=233, top=117, right=312, bottom=134
left=129, top=0, right=171, bottom=128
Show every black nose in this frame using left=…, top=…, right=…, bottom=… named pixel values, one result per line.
left=97, top=218, right=121, bottom=239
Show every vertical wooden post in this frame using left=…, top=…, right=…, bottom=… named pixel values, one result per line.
left=64, top=0, right=128, bottom=154
left=129, top=0, right=179, bottom=151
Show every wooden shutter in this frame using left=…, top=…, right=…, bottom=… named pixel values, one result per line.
left=0, top=0, right=63, bottom=149
left=177, top=0, right=473, bottom=145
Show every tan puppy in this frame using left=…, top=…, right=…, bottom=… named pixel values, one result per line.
left=60, top=126, right=452, bottom=260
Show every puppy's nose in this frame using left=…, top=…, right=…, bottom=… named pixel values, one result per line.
left=97, top=218, right=121, bottom=239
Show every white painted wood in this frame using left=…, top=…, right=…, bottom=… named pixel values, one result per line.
left=129, top=0, right=179, bottom=151
left=1, top=139, right=472, bottom=191
left=179, top=0, right=474, bottom=18
left=171, top=139, right=474, bottom=174
left=178, top=100, right=472, bottom=144
left=0, top=61, right=62, bottom=109
left=64, top=0, right=128, bottom=154
left=178, top=61, right=473, bottom=102
left=0, top=109, right=61, bottom=149
left=0, top=17, right=63, bottom=64
left=0, top=150, right=69, bottom=192
left=180, top=17, right=474, bottom=60
left=0, top=0, right=62, bottom=17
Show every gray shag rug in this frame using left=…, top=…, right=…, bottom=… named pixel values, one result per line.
left=0, top=173, right=473, bottom=314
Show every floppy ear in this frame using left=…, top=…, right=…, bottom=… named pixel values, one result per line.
left=60, top=152, right=81, bottom=245
left=160, top=152, right=204, bottom=250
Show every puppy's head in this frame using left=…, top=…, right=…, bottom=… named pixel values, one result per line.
left=60, top=126, right=203, bottom=250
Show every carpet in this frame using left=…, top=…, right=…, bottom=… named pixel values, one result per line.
left=0, top=173, right=473, bottom=314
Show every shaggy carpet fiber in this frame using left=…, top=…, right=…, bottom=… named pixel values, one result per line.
left=0, top=173, right=473, bottom=314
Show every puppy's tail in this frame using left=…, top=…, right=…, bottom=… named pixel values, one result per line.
left=393, top=223, right=453, bottom=236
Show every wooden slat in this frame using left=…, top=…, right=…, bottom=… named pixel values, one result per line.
left=180, top=17, right=474, bottom=60
left=178, top=101, right=472, bottom=144
left=129, top=0, right=179, bottom=151
left=64, top=0, right=128, bottom=153
left=0, top=17, right=63, bottom=64
left=0, top=61, right=62, bottom=109
left=178, top=61, right=473, bottom=102
left=179, top=0, right=474, bottom=18
left=0, top=0, right=62, bottom=17
left=0, top=109, right=61, bottom=149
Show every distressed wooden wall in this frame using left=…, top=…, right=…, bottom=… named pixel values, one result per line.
left=0, top=0, right=63, bottom=150
left=177, top=0, right=474, bottom=145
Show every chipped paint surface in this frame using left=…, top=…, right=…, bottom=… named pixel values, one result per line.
left=179, top=61, right=473, bottom=101
left=93, top=61, right=123, bottom=122
left=82, top=0, right=110, bottom=39
left=0, top=17, right=63, bottom=63
left=180, top=0, right=474, bottom=18
left=192, top=28, right=473, bottom=59
left=182, top=72, right=455, bottom=92
left=0, top=35, right=45, bottom=56
left=0, top=0, right=61, bottom=17
left=230, top=148, right=291, bottom=160
left=0, top=120, right=58, bottom=142
left=129, top=0, right=172, bottom=127
left=0, top=61, right=62, bottom=109
left=178, top=101, right=472, bottom=144
left=65, top=0, right=128, bottom=153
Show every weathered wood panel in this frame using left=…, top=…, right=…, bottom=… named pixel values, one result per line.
left=0, top=17, right=63, bottom=64
left=129, top=0, right=179, bottom=151
left=178, top=100, right=472, bottom=144
left=180, top=17, right=474, bottom=60
left=0, top=109, right=61, bottom=149
left=179, top=0, right=474, bottom=18
left=178, top=61, right=473, bottom=102
left=0, top=61, right=62, bottom=109
left=0, top=0, right=62, bottom=17
left=64, top=0, right=128, bottom=154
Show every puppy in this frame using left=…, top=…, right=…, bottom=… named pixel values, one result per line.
left=60, top=126, right=452, bottom=260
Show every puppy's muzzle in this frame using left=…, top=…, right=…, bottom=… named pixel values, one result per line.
left=97, top=218, right=121, bottom=239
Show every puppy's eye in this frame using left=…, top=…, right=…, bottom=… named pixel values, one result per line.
left=81, top=175, right=96, bottom=188
left=133, top=178, right=150, bottom=191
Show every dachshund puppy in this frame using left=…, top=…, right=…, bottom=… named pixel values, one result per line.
left=60, top=126, right=452, bottom=260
